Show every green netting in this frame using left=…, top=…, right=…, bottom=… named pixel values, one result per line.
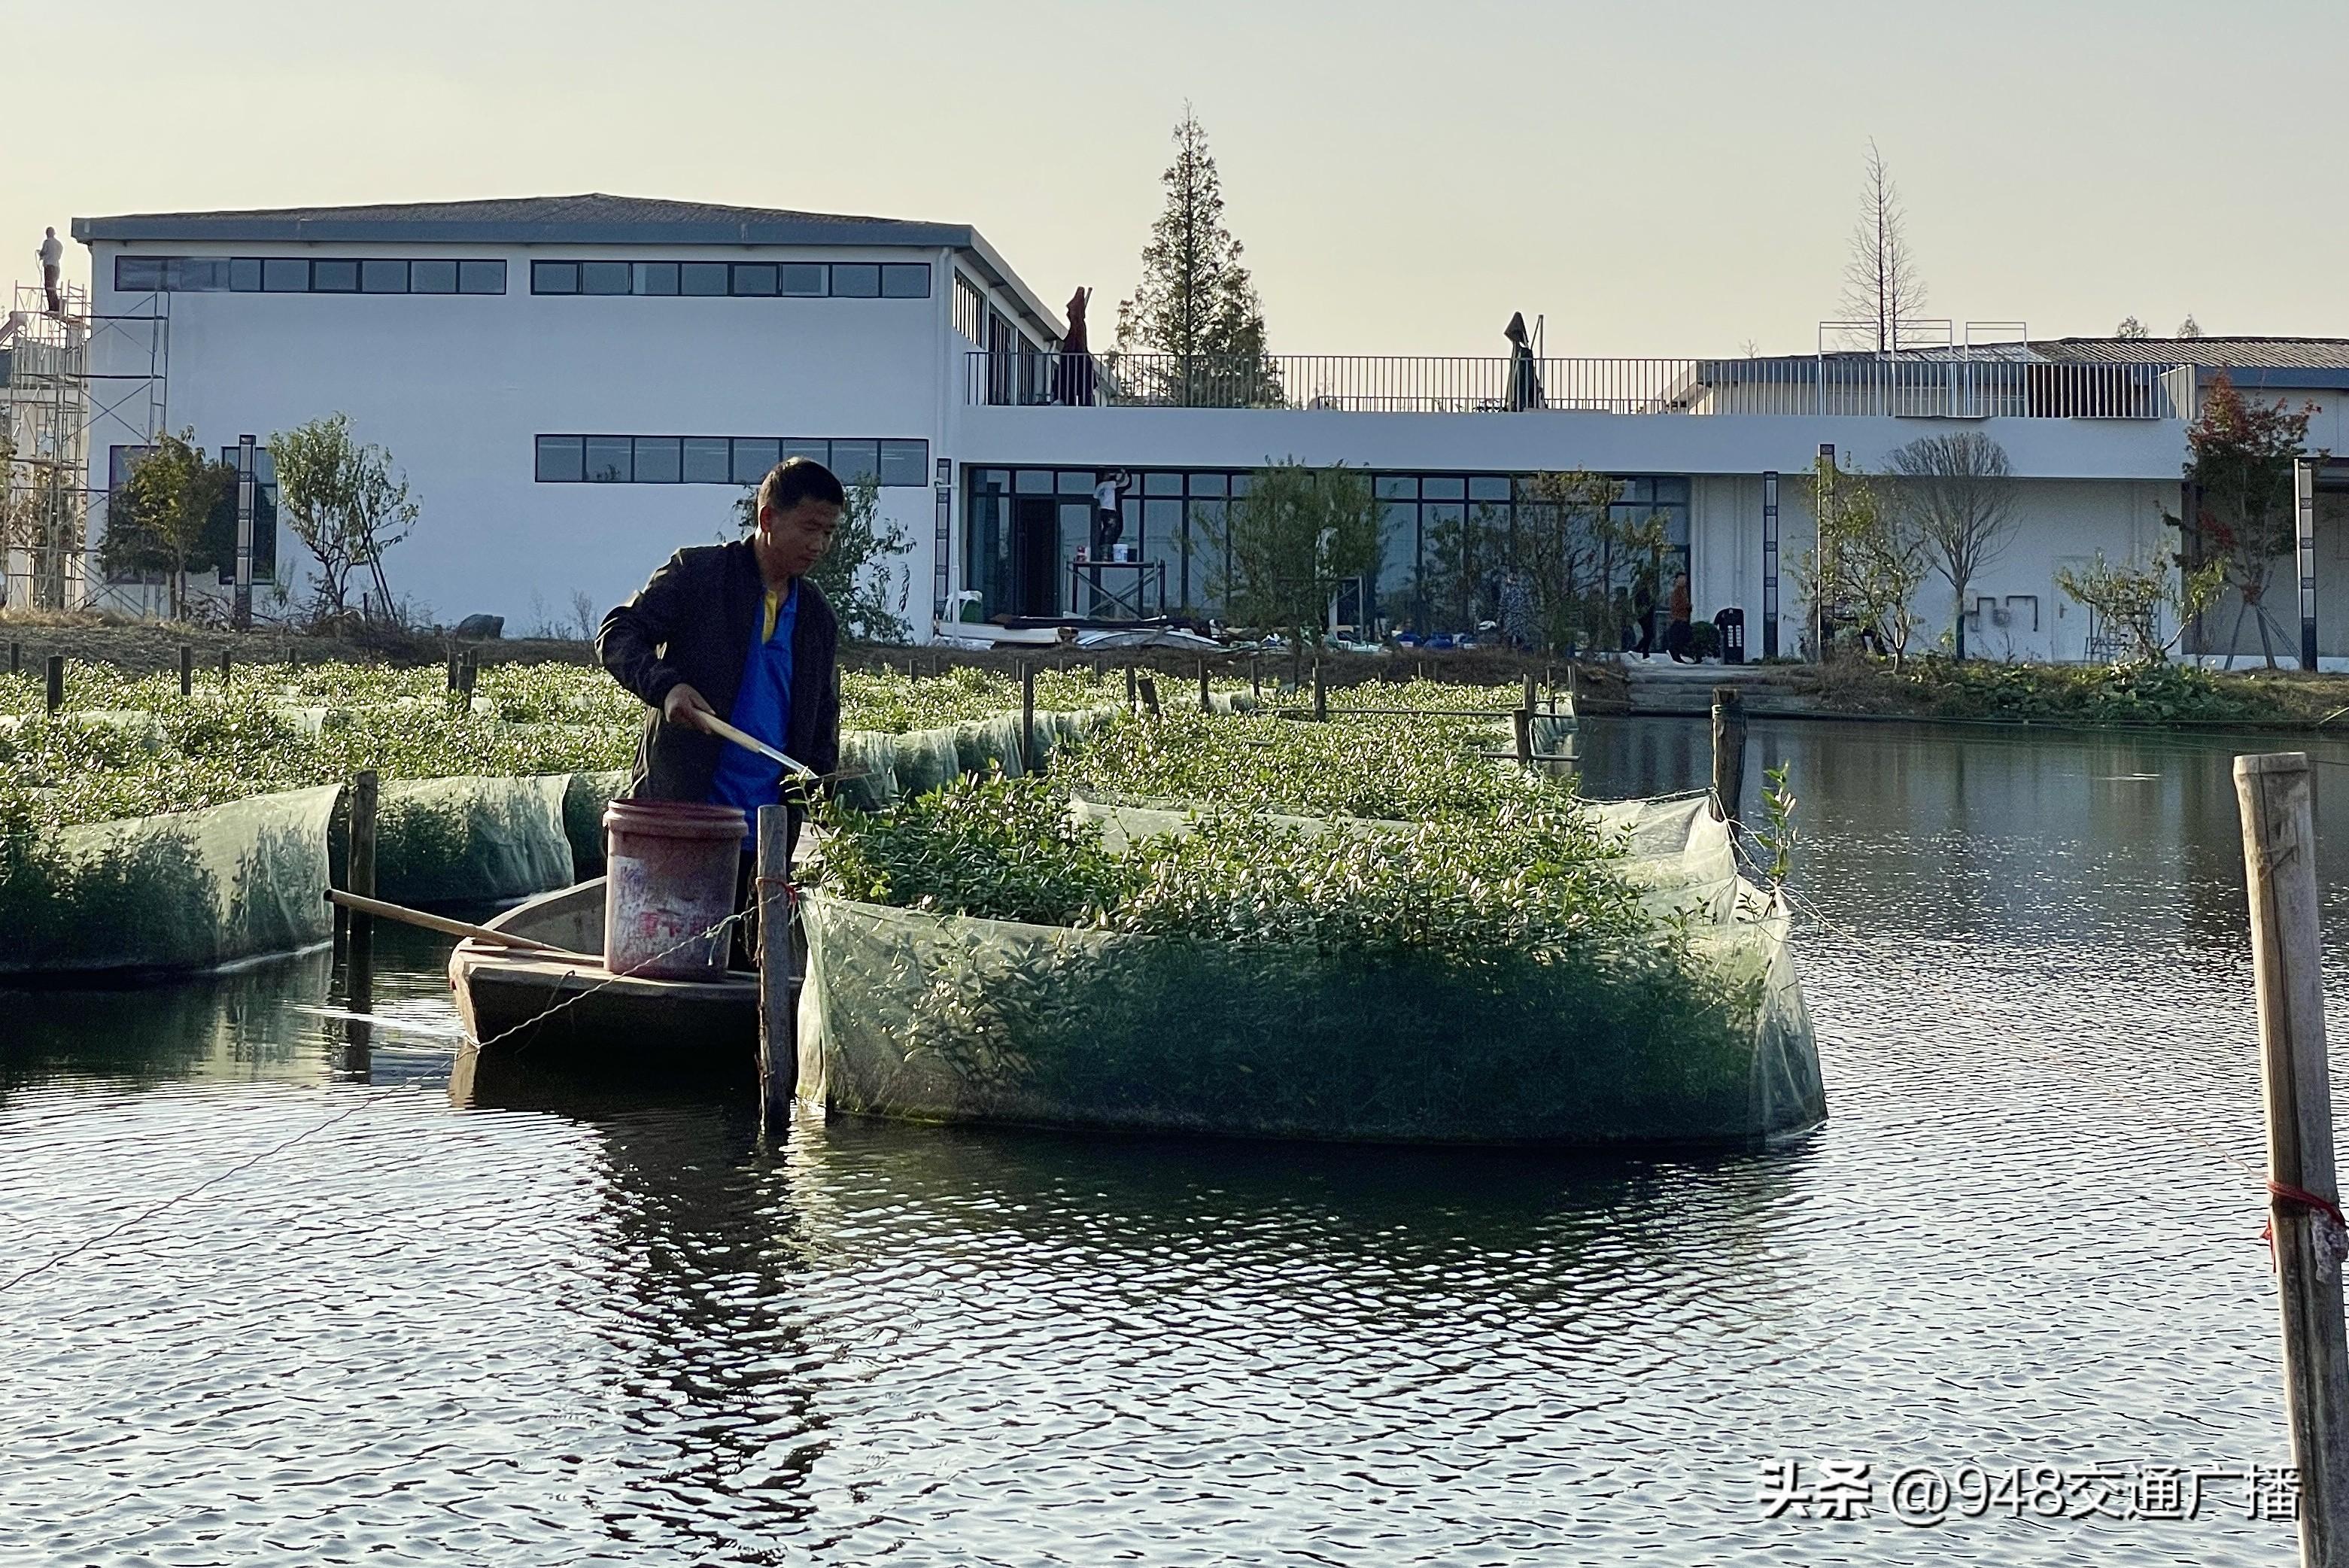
left=953, top=713, right=1027, bottom=779
left=0, top=785, right=342, bottom=976
left=798, top=793, right=1822, bottom=1147
left=797, top=884, right=1820, bottom=1147
left=834, top=709, right=1115, bottom=814
left=564, top=770, right=630, bottom=873
left=373, top=775, right=574, bottom=907
left=891, top=727, right=965, bottom=801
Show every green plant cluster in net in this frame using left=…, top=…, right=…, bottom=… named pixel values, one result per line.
left=1056, top=710, right=1573, bottom=821
left=817, top=770, right=1649, bottom=963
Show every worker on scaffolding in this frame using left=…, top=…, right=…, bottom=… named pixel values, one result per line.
left=38, top=228, right=63, bottom=315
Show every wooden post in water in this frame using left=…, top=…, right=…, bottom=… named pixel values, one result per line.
left=755, top=804, right=796, bottom=1129
left=347, top=769, right=378, bottom=960
left=179, top=644, right=193, bottom=697
left=1138, top=675, right=1161, bottom=717
left=1199, top=657, right=1211, bottom=713
left=1712, top=687, right=1747, bottom=825
left=2236, top=751, right=2349, bottom=1568
left=44, top=655, right=63, bottom=713
left=1020, top=661, right=1038, bottom=770
left=1312, top=661, right=1327, bottom=722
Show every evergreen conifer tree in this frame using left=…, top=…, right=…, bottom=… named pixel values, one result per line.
left=1117, top=105, right=1278, bottom=406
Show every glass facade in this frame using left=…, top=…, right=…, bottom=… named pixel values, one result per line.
left=964, top=466, right=1691, bottom=630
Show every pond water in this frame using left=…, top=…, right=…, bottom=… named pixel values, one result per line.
left=3, top=717, right=2341, bottom=1565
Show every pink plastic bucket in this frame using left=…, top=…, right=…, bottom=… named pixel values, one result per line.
left=603, top=800, right=746, bottom=980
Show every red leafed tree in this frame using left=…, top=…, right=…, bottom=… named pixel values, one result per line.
left=2182, top=371, right=2321, bottom=667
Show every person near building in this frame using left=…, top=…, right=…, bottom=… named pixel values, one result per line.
left=1092, top=469, right=1131, bottom=556
left=1665, top=570, right=1697, bottom=662
left=597, top=457, right=843, bottom=960
left=38, top=228, right=64, bottom=315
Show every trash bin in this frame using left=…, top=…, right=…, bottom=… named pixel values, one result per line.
left=1715, top=608, right=1746, bottom=665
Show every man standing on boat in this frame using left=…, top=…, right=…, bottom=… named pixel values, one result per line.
left=597, top=455, right=843, bottom=882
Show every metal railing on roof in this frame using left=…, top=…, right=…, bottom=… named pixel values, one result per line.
left=965, top=351, right=2193, bottom=421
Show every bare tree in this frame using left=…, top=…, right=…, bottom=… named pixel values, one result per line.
left=1886, top=432, right=2019, bottom=660
left=1840, top=138, right=1928, bottom=354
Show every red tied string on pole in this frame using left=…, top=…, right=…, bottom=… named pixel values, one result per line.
left=2262, top=1180, right=2349, bottom=1272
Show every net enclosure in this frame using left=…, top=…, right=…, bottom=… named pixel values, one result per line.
left=797, top=792, right=1823, bottom=1148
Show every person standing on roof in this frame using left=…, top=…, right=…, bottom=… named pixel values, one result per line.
left=597, top=457, right=844, bottom=950
left=38, top=228, right=63, bottom=315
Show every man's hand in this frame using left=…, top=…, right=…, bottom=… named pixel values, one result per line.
left=661, top=682, right=718, bottom=732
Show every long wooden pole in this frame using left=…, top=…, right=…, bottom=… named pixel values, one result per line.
left=1712, top=686, right=1748, bottom=825
left=44, top=655, right=62, bottom=714
left=178, top=643, right=193, bottom=698
left=325, top=888, right=593, bottom=960
left=2236, top=750, right=2349, bottom=1567
left=755, top=804, right=795, bottom=1129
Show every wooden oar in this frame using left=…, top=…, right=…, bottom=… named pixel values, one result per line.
left=325, top=889, right=597, bottom=962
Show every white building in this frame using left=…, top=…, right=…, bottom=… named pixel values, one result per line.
left=62, top=193, right=2349, bottom=661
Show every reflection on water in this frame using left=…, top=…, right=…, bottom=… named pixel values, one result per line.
left=0, top=719, right=2332, bottom=1564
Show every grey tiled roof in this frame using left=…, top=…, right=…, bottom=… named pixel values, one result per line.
left=73, top=193, right=965, bottom=247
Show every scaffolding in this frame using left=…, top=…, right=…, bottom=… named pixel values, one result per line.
left=0, top=278, right=168, bottom=612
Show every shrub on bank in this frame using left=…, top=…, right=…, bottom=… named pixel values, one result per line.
left=1890, top=659, right=2296, bottom=725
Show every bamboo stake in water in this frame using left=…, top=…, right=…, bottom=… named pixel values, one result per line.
left=2236, top=750, right=2349, bottom=1568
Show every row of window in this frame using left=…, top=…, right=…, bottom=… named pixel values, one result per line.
left=529, top=260, right=931, bottom=299
left=116, top=255, right=507, bottom=295
left=535, top=435, right=930, bottom=488
left=112, top=255, right=939, bottom=301
left=103, top=445, right=281, bottom=584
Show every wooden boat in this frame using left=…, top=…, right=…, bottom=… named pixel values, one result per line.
left=445, top=876, right=767, bottom=1074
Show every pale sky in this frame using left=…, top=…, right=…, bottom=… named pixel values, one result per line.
left=8, top=0, right=2343, bottom=358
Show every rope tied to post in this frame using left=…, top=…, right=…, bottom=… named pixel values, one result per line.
left=2261, top=1179, right=2349, bottom=1273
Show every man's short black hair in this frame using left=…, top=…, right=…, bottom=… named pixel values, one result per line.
left=758, top=457, right=846, bottom=516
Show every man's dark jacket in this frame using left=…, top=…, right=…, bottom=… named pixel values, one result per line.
left=596, top=539, right=840, bottom=806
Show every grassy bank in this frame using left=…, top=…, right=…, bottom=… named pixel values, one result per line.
left=1779, top=656, right=2349, bottom=729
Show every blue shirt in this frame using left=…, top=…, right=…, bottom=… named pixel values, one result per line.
left=708, top=581, right=798, bottom=842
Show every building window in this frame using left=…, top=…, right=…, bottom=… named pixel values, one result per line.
left=410, top=260, right=458, bottom=294
left=681, top=261, right=728, bottom=296
left=311, top=259, right=360, bottom=293
left=532, top=260, right=579, bottom=295
left=635, top=261, right=680, bottom=296
left=954, top=274, right=986, bottom=342
left=881, top=263, right=931, bottom=299
left=731, top=263, right=779, bottom=297
left=262, top=258, right=308, bottom=292
left=831, top=263, right=881, bottom=299
left=780, top=263, right=826, bottom=296
left=579, top=260, right=632, bottom=296
left=583, top=436, right=634, bottom=483
left=535, top=436, right=585, bottom=483
left=206, top=446, right=279, bottom=584
left=534, top=435, right=931, bottom=487
left=360, top=259, right=409, bottom=293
